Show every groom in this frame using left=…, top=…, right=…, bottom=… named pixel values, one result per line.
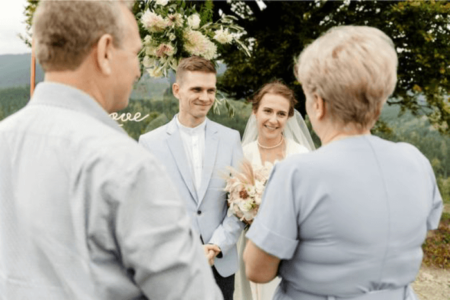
left=139, top=56, right=244, bottom=299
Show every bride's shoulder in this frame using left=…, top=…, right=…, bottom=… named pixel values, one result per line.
left=286, top=138, right=310, bottom=155
left=243, top=140, right=257, bottom=152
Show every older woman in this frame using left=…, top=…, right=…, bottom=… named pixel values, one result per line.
left=243, top=26, right=443, bottom=300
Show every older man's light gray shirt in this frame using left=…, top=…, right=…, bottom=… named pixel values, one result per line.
left=0, top=82, right=222, bottom=300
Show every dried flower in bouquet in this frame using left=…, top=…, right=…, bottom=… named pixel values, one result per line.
left=224, top=159, right=273, bottom=226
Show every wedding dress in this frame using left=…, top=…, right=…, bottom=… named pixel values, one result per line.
left=234, top=110, right=315, bottom=300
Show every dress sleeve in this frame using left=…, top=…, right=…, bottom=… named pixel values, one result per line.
left=426, top=161, right=444, bottom=230
left=246, top=161, right=300, bottom=260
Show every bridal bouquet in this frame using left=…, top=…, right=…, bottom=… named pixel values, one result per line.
left=137, top=0, right=250, bottom=78
left=224, top=160, right=273, bottom=226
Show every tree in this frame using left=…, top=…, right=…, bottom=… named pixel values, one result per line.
left=210, top=0, right=450, bottom=135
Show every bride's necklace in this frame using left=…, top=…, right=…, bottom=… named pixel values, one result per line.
left=258, top=135, right=284, bottom=149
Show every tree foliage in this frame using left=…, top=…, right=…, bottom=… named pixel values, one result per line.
left=210, top=0, right=450, bottom=135
left=22, top=0, right=450, bottom=134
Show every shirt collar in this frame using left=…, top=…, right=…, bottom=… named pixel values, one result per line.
left=29, top=82, right=126, bottom=135
left=176, top=115, right=207, bottom=136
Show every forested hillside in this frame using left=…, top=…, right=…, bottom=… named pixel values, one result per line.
left=1, top=85, right=449, bottom=203
left=0, top=54, right=44, bottom=89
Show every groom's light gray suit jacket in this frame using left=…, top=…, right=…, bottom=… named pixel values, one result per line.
left=139, top=116, right=245, bottom=277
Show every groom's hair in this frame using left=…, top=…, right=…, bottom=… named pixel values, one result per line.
left=33, top=0, right=133, bottom=72
left=251, top=81, right=298, bottom=117
left=176, top=56, right=216, bottom=85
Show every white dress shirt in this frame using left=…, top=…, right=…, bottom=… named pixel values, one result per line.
left=176, top=116, right=206, bottom=192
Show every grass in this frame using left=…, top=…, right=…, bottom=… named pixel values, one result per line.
left=422, top=212, right=450, bottom=269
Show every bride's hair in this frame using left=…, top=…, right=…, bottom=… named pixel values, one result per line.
left=250, top=81, right=298, bottom=117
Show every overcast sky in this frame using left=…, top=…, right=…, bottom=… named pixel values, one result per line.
left=0, top=0, right=30, bottom=55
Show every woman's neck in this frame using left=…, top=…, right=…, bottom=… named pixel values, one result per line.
left=257, top=134, right=283, bottom=148
left=321, top=127, right=371, bottom=145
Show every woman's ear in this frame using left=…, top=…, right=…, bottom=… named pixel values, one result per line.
left=314, top=94, right=326, bottom=120
left=96, top=34, right=114, bottom=75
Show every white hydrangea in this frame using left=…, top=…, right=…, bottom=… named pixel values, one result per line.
left=213, top=27, right=233, bottom=44
left=187, top=14, right=201, bottom=29
left=169, top=33, right=176, bottom=41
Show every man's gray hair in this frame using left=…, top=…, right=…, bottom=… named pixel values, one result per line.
left=33, top=0, right=135, bottom=72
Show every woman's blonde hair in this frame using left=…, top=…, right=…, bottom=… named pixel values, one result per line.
left=33, top=0, right=133, bottom=72
left=296, top=26, right=398, bottom=129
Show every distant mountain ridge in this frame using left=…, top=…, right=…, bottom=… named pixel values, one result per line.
left=0, top=54, right=45, bottom=89
left=0, top=53, right=226, bottom=92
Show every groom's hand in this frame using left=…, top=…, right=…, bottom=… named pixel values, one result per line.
left=203, top=244, right=221, bottom=266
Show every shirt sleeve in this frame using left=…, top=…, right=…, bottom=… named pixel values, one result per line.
left=112, top=153, right=223, bottom=300
left=246, top=161, right=300, bottom=260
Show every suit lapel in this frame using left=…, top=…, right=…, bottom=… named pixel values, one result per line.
left=166, top=118, right=198, bottom=202
left=198, top=120, right=219, bottom=206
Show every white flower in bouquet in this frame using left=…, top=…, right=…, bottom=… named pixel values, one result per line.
left=139, top=1, right=250, bottom=78
left=155, top=0, right=169, bottom=6
left=167, top=13, right=183, bottom=27
left=143, top=35, right=153, bottom=46
left=213, top=27, right=233, bottom=44
left=147, top=67, right=163, bottom=78
left=143, top=56, right=156, bottom=68
left=224, top=160, right=271, bottom=226
left=156, top=43, right=176, bottom=57
left=145, top=45, right=157, bottom=56
left=141, top=10, right=168, bottom=32
left=254, top=180, right=265, bottom=195
left=183, top=30, right=217, bottom=60
left=187, top=13, right=201, bottom=29
left=254, top=194, right=262, bottom=205
left=239, top=200, right=254, bottom=212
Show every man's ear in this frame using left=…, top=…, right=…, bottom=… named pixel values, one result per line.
left=96, top=34, right=114, bottom=75
left=172, top=82, right=180, bottom=99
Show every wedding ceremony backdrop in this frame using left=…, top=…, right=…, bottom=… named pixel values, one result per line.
left=0, top=0, right=449, bottom=268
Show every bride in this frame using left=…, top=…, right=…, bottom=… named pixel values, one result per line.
left=234, top=81, right=315, bottom=300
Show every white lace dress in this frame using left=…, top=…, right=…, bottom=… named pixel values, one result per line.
left=234, top=139, right=309, bottom=300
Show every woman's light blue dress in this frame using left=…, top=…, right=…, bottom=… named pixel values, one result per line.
left=247, top=135, right=443, bottom=300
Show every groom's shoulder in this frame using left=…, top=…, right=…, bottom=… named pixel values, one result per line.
left=139, top=123, right=169, bottom=144
left=209, top=120, right=239, bottom=136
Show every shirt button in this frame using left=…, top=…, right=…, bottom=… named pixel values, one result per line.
left=197, top=210, right=202, bottom=215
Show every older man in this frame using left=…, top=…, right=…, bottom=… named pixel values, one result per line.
left=0, top=1, right=222, bottom=299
